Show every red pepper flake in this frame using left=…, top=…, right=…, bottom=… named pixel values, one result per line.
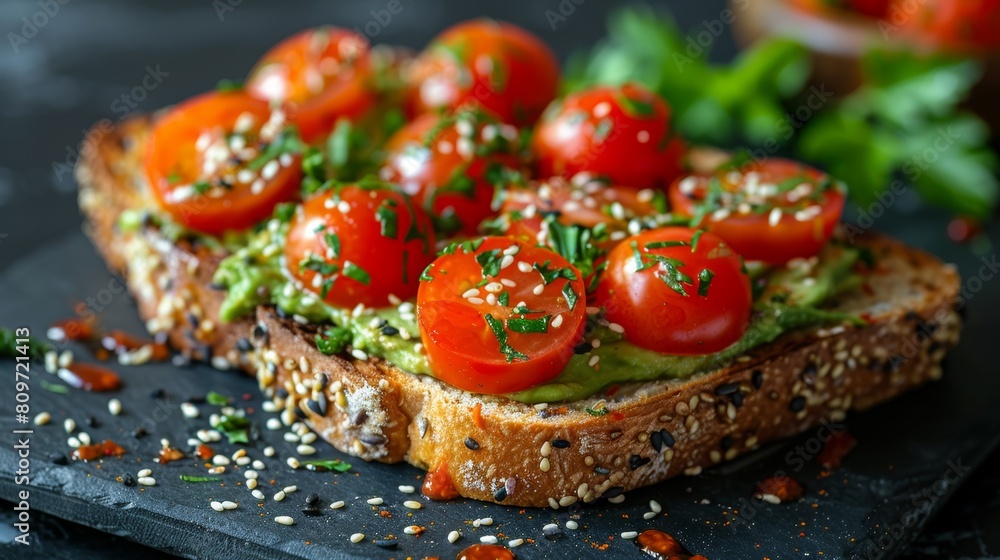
left=158, top=446, right=185, bottom=464
left=947, top=216, right=981, bottom=243
left=58, top=362, right=121, bottom=392
left=72, top=439, right=126, bottom=461
left=49, top=318, right=94, bottom=342
left=817, top=431, right=857, bottom=470
left=196, top=444, right=214, bottom=460
left=753, top=475, right=804, bottom=503
left=610, top=411, right=625, bottom=422
left=471, top=403, right=486, bottom=430
left=422, top=462, right=460, bottom=501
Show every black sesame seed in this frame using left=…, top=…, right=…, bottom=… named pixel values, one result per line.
left=603, top=486, right=624, bottom=499
left=573, top=342, right=591, bottom=355
left=150, top=388, right=167, bottom=400
left=305, top=492, right=319, bottom=506
left=904, top=310, right=920, bottom=322
left=551, top=439, right=570, bottom=449
left=48, top=452, right=68, bottom=465
left=187, top=313, right=200, bottom=330
left=650, top=430, right=663, bottom=452
left=276, top=387, right=290, bottom=399
left=493, top=486, right=508, bottom=502
left=85, top=416, right=100, bottom=428
left=731, top=392, right=745, bottom=408
left=714, top=382, right=740, bottom=396
left=789, top=396, right=806, bottom=412
left=629, top=455, right=650, bottom=470
left=293, top=406, right=307, bottom=420
left=360, top=434, right=387, bottom=445
left=373, top=539, right=398, bottom=550
left=252, top=324, right=267, bottom=341
left=122, top=474, right=135, bottom=487
left=659, top=429, right=675, bottom=448
left=208, top=282, right=226, bottom=291
left=887, top=355, right=904, bottom=373
left=752, top=369, right=763, bottom=389
left=609, top=430, right=622, bottom=440
left=301, top=508, right=322, bottom=517
left=132, top=426, right=148, bottom=439
left=381, top=325, right=399, bottom=336
left=306, top=397, right=326, bottom=417
left=594, top=466, right=611, bottom=475
left=316, top=372, right=329, bottom=391
left=351, top=410, right=368, bottom=426
left=236, top=337, right=252, bottom=353
left=720, top=436, right=733, bottom=451
left=464, top=437, right=480, bottom=451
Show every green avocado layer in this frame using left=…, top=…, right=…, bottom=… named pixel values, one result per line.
left=213, top=219, right=862, bottom=404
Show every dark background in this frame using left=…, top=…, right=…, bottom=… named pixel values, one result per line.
left=0, top=0, right=998, bottom=558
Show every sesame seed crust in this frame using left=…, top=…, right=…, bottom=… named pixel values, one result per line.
left=79, top=118, right=963, bottom=507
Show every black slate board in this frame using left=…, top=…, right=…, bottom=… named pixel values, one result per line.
left=1, top=215, right=999, bottom=560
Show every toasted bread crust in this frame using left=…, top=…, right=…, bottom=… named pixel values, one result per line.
left=76, top=116, right=963, bottom=507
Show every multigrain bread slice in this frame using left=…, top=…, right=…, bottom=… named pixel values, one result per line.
left=76, top=115, right=963, bottom=507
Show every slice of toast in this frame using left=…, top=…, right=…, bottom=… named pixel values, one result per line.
left=76, top=116, right=963, bottom=507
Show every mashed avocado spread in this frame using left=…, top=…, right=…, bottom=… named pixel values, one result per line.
left=213, top=218, right=863, bottom=404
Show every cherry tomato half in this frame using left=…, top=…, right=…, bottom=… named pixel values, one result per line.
left=905, top=0, right=1000, bottom=51
left=668, top=157, right=845, bottom=265
left=144, top=91, right=302, bottom=236
left=791, top=0, right=896, bottom=19
left=594, top=228, right=751, bottom=355
left=246, top=27, right=376, bottom=142
left=285, top=184, right=437, bottom=308
left=417, top=237, right=586, bottom=394
left=532, top=83, right=687, bottom=190
left=381, top=109, right=523, bottom=236
left=405, top=19, right=559, bottom=126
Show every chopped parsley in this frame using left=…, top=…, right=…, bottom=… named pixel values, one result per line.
left=300, top=254, right=339, bottom=277
left=315, top=327, right=352, bottom=356
left=645, top=240, right=689, bottom=249
left=248, top=127, right=303, bottom=171
left=375, top=200, right=399, bottom=239
left=484, top=313, right=528, bottom=362
left=498, top=291, right=510, bottom=307
left=533, top=261, right=578, bottom=285
left=617, top=93, right=655, bottom=117
left=324, top=232, right=341, bottom=258
left=419, top=264, right=435, bottom=282
left=506, top=315, right=550, bottom=334
left=213, top=414, right=249, bottom=444
left=476, top=249, right=504, bottom=278
left=302, top=459, right=352, bottom=472
left=206, top=391, right=230, bottom=406
left=180, top=475, right=221, bottom=483
left=342, top=261, right=371, bottom=285
left=562, top=283, right=579, bottom=311
left=192, top=181, right=212, bottom=195
left=698, top=268, right=715, bottom=297
left=40, top=380, right=69, bottom=394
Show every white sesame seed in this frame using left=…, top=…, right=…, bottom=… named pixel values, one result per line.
left=621, top=531, right=638, bottom=540
left=541, top=442, right=551, bottom=457
left=480, top=535, right=498, bottom=544
left=500, top=255, right=515, bottom=269
left=286, top=457, right=300, bottom=469
left=44, top=351, right=58, bottom=373
left=543, top=523, right=559, bottom=533
left=300, top=432, right=317, bottom=445
left=608, top=323, right=625, bottom=334
left=643, top=511, right=657, bottom=519
left=64, top=418, right=76, bottom=434
left=247, top=479, right=258, bottom=490
left=273, top=491, right=286, bottom=502
left=350, top=533, right=365, bottom=543
left=448, top=530, right=461, bottom=543
left=398, top=499, right=422, bottom=510
left=137, top=468, right=152, bottom=478
left=398, top=485, right=415, bottom=494
left=366, top=497, right=383, bottom=506
left=275, top=516, right=295, bottom=526
left=539, top=457, right=551, bottom=472
left=650, top=499, right=662, bottom=513
left=462, top=288, right=481, bottom=299
left=283, top=485, right=297, bottom=494
left=252, top=459, right=266, bottom=470
left=252, top=489, right=265, bottom=500
left=517, top=261, right=533, bottom=273
left=637, top=130, right=650, bottom=143
left=480, top=517, right=494, bottom=526
left=137, top=477, right=156, bottom=486
left=244, top=470, right=258, bottom=480
left=261, top=160, right=280, bottom=181
left=588, top=355, right=600, bottom=367
left=500, top=278, right=517, bottom=287
left=108, top=398, right=122, bottom=416
left=509, top=538, right=524, bottom=547
left=208, top=466, right=225, bottom=475
left=222, top=500, right=238, bottom=510
left=78, top=432, right=91, bottom=446
left=532, top=284, right=544, bottom=296
left=210, top=501, right=225, bottom=512
left=263, top=446, right=276, bottom=457
left=768, top=207, right=783, bottom=227
left=67, top=436, right=81, bottom=448
left=297, top=444, right=317, bottom=456
left=33, top=412, right=51, bottom=426
left=330, top=500, right=345, bottom=509
left=181, top=402, right=199, bottom=419
left=566, top=520, right=579, bottom=530
left=58, top=350, right=73, bottom=368
left=466, top=297, right=485, bottom=305
left=212, top=455, right=230, bottom=466
left=593, top=101, right=611, bottom=118
left=608, top=494, right=625, bottom=504
left=404, top=525, right=421, bottom=535
left=267, top=418, right=282, bottom=430
left=351, top=348, right=368, bottom=361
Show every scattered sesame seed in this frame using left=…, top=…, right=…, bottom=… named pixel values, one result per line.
left=210, top=501, right=224, bottom=512
left=588, top=355, right=600, bottom=367
left=137, top=468, right=152, bottom=478
left=253, top=459, right=266, bottom=470
left=137, top=477, right=156, bottom=486
left=650, top=499, right=662, bottom=513
left=330, top=500, right=345, bottom=509
left=398, top=485, right=415, bottom=494
left=351, top=348, right=369, bottom=361
left=542, top=523, right=559, bottom=534
left=275, top=516, right=295, bottom=526
left=566, top=520, right=579, bottom=530
left=263, top=446, right=276, bottom=457
left=404, top=525, right=421, bottom=535
left=212, top=455, right=230, bottom=466
left=221, top=500, right=237, bottom=510
left=551, top=315, right=563, bottom=328
left=274, top=491, right=286, bottom=502
left=540, top=458, right=551, bottom=472
left=180, top=402, right=199, bottom=419
left=608, top=494, right=625, bottom=504
left=78, top=432, right=91, bottom=446
left=107, top=398, right=122, bottom=416
left=350, top=533, right=365, bottom=543
left=768, top=207, right=783, bottom=227
left=448, top=530, right=461, bottom=543
left=608, top=323, right=625, bottom=334
left=643, top=511, right=657, bottom=520
left=297, top=444, right=317, bottom=456
left=247, top=479, right=258, bottom=490
left=252, top=489, right=265, bottom=500
left=367, top=497, right=384, bottom=506
left=64, top=418, right=76, bottom=434
left=33, top=412, right=51, bottom=426
left=67, top=437, right=81, bottom=448
left=621, top=531, right=638, bottom=540
left=480, top=535, right=498, bottom=544
left=509, top=538, right=524, bottom=548
left=517, top=261, right=533, bottom=273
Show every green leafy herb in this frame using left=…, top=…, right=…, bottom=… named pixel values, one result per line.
left=40, top=380, right=69, bottom=394
left=506, top=316, right=550, bottom=334
left=697, top=268, right=715, bottom=297
left=544, top=218, right=605, bottom=281
left=419, top=264, right=435, bottom=282
left=629, top=241, right=655, bottom=272
left=302, top=459, right=352, bottom=472
left=376, top=200, right=399, bottom=239
left=650, top=254, right=692, bottom=296
left=484, top=314, right=528, bottom=362
left=248, top=127, right=304, bottom=171
left=584, top=405, right=609, bottom=417
left=300, top=254, right=339, bottom=277
left=324, top=232, right=341, bottom=258
left=214, top=414, right=249, bottom=444
left=0, top=328, right=52, bottom=361
left=216, top=78, right=244, bottom=92
left=206, top=391, right=230, bottom=406
left=533, top=261, right=578, bottom=285
left=562, top=283, right=578, bottom=311
left=498, top=291, right=510, bottom=307
left=343, top=262, right=370, bottom=285
left=315, top=327, right=352, bottom=356
left=440, top=237, right=485, bottom=256
left=617, top=92, right=655, bottom=117
left=645, top=240, right=688, bottom=249
left=192, top=181, right=211, bottom=195
left=476, top=248, right=504, bottom=278
left=180, top=475, right=221, bottom=483
left=273, top=203, right=296, bottom=223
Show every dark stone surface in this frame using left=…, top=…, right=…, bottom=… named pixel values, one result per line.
left=2, top=0, right=1000, bottom=558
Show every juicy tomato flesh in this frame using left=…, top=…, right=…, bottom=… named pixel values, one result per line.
left=381, top=110, right=523, bottom=236
left=791, top=0, right=895, bottom=18
left=246, top=27, right=376, bottom=142
left=417, top=237, right=586, bottom=394
left=405, top=19, right=560, bottom=126
left=498, top=177, right=663, bottom=248
left=594, top=228, right=752, bottom=355
left=144, top=91, right=302, bottom=236
left=906, top=0, right=1000, bottom=50
left=668, top=157, right=845, bottom=265
left=285, top=185, right=437, bottom=308
left=532, top=83, right=687, bottom=190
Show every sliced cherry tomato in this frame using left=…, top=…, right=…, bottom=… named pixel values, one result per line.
left=905, top=0, right=1000, bottom=50
left=144, top=91, right=302, bottom=236
left=791, top=0, right=895, bottom=19
left=285, top=184, right=437, bottom=308
left=668, top=157, right=845, bottom=265
left=417, top=237, right=586, bottom=394
left=405, top=19, right=559, bottom=126
left=246, top=27, right=376, bottom=142
left=594, top=228, right=751, bottom=355
left=532, top=83, right=687, bottom=190
left=381, top=109, right=523, bottom=236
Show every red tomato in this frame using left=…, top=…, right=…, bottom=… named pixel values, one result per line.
left=285, top=184, right=437, bottom=308
left=668, top=157, right=845, bottom=265
left=405, top=19, right=559, bottom=126
left=791, top=0, right=895, bottom=19
left=496, top=177, right=664, bottom=247
left=381, top=109, right=523, bottom=236
left=144, top=91, right=302, bottom=236
left=417, top=237, right=586, bottom=393
left=246, top=27, right=376, bottom=142
left=532, top=83, right=687, bottom=190
left=594, top=228, right=751, bottom=355
left=905, top=0, right=1000, bottom=50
